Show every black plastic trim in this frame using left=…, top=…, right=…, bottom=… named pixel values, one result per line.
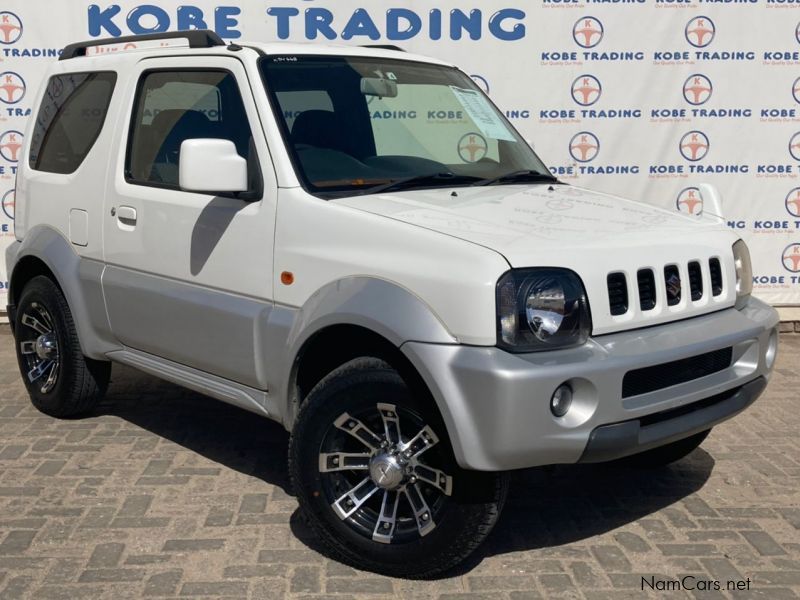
left=360, top=44, right=406, bottom=52
left=578, top=377, right=766, bottom=463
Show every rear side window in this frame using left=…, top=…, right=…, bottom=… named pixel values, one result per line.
left=29, top=72, right=116, bottom=174
left=126, top=69, right=260, bottom=194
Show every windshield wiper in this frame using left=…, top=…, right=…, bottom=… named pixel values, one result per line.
left=474, top=170, right=560, bottom=187
left=363, top=172, right=484, bottom=195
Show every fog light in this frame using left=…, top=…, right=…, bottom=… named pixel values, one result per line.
left=765, top=328, right=779, bottom=370
left=551, top=384, right=573, bottom=417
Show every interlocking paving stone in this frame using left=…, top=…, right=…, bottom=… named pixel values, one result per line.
left=0, top=330, right=797, bottom=598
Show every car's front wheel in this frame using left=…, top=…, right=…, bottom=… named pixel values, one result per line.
left=289, top=357, right=508, bottom=579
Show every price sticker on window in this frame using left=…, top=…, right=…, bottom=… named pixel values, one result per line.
left=449, top=86, right=515, bottom=142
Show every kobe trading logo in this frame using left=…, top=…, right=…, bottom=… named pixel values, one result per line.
left=457, top=133, right=488, bottom=163
left=782, top=243, right=800, bottom=273
left=569, top=132, right=599, bottom=162
left=685, top=16, right=715, bottom=48
left=679, top=131, right=709, bottom=161
left=676, top=187, right=703, bottom=215
left=470, top=74, right=490, bottom=94
left=0, top=12, right=22, bottom=45
left=0, top=72, right=25, bottom=104
left=790, top=132, right=800, bottom=161
left=786, top=188, right=800, bottom=218
left=1, top=189, right=13, bottom=220
left=683, top=75, right=712, bottom=106
left=573, top=17, right=603, bottom=49
left=571, top=75, right=601, bottom=106
left=0, top=130, right=22, bottom=162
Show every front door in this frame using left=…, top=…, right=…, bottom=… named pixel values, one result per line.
left=102, top=56, right=276, bottom=389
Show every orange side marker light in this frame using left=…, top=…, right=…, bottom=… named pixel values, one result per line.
left=280, top=271, right=294, bottom=285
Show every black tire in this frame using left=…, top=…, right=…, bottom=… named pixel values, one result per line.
left=624, top=429, right=711, bottom=467
left=13, top=275, right=111, bottom=418
left=289, top=357, right=508, bottom=579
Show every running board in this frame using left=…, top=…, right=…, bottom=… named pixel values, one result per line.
left=107, top=349, right=271, bottom=418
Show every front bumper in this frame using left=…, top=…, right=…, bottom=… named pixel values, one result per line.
left=402, top=297, right=779, bottom=471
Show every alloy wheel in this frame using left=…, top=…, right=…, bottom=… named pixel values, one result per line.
left=18, top=302, right=60, bottom=394
left=318, top=402, right=453, bottom=544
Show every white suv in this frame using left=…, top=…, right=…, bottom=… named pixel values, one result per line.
left=7, top=31, right=779, bottom=578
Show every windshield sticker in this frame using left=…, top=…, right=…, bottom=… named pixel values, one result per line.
left=449, top=86, right=515, bottom=142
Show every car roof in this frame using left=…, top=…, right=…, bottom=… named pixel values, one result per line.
left=245, top=41, right=453, bottom=67
left=57, top=36, right=454, bottom=69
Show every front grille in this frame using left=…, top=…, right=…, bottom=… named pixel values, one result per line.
left=709, top=258, right=723, bottom=296
left=609, top=256, right=724, bottom=318
left=622, top=347, right=733, bottom=398
left=688, top=261, right=703, bottom=301
left=607, top=272, right=628, bottom=316
left=637, top=269, right=656, bottom=311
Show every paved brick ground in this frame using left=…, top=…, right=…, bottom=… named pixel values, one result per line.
left=0, top=329, right=798, bottom=599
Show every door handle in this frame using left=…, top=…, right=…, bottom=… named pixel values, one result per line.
left=115, top=205, right=137, bottom=230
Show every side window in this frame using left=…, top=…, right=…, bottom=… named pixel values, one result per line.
left=126, top=70, right=260, bottom=193
left=29, top=72, right=116, bottom=174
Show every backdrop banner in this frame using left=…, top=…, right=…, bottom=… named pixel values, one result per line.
left=0, top=1, right=798, bottom=305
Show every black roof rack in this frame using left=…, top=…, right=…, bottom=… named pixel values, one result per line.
left=360, top=44, right=405, bottom=52
left=60, top=29, right=226, bottom=60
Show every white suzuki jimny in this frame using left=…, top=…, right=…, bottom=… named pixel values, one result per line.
left=7, top=31, right=779, bottom=578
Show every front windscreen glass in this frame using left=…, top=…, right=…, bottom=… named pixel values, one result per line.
left=260, top=56, right=552, bottom=198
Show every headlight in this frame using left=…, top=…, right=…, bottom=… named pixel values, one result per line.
left=732, top=239, right=753, bottom=308
left=496, top=268, right=591, bottom=352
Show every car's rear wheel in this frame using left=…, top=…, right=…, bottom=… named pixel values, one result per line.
left=14, top=275, right=111, bottom=417
left=624, top=429, right=711, bottom=467
left=289, top=357, right=508, bottom=579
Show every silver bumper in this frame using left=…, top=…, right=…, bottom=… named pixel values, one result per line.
left=402, top=297, right=779, bottom=471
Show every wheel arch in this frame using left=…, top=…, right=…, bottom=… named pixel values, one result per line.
left=279, top=277, right=457, bottom=430
left=8, top=226, right=117, bottom=359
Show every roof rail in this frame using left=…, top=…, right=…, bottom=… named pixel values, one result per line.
left=59, top=30, right=226, bottom=60
left=360, top=44, right=406, bottom=52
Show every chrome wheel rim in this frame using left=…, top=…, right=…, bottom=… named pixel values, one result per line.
left=318, top=402, right=453, bottom=544
left=18, top=302, right=60, bottom=394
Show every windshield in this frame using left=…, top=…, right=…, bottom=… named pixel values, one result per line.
left=260, top=55, right=552, bottom=198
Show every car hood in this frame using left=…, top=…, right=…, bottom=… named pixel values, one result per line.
left=335, top=184, right=739, bottom=335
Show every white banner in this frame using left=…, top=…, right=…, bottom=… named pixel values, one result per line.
left=1, top=1, right=798, bottom=305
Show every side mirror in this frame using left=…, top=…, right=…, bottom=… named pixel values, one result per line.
left=697, top=183, right=724, bottom=221
left=179, top=139, right=248, bottom=194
